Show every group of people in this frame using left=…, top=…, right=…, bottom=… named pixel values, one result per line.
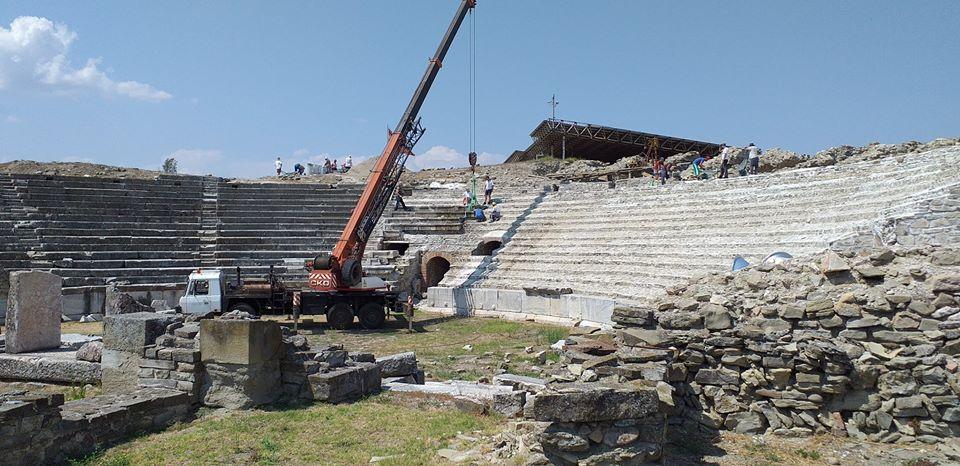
left=273, top=155, right=353, bottom=177
left=463, top=175, right=500, bottom=222
left=690, top=142, right=763, bottom=180
left=319, top=155, right=352, bottom=175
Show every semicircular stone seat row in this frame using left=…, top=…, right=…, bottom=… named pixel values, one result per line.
left=0, top=174, right=363, bottom=313
left=440, top=147, right=960, bottom=306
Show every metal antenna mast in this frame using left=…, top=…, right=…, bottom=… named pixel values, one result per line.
left=549, top=94, right=559, bottom=120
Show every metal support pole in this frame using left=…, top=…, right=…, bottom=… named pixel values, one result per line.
left=562, top=135, right=566, bottom=160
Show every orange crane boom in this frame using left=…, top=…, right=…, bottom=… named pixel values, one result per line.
left=308, top=0, right=476, bottom=291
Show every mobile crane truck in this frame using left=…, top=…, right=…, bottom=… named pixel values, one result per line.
left=179, top=0, right=477, bottom=329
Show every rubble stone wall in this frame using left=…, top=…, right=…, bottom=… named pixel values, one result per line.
left=612, top=246, right=960, bottom=443
left=0, top=389, right=192, bottom=464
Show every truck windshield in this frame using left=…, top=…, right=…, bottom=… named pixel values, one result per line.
left=191, top=279, right=209, bottom=296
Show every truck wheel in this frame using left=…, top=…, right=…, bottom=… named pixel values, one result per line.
left=357, top=302, right=386, bottom=329
left=327, top=303, right=354, bottom=330
left=228, top=302, right=257, bottom=316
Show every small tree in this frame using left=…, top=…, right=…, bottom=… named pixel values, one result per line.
left=162, top=157, right=177, bottom=173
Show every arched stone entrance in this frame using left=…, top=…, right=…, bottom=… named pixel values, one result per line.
left=424, top=256, right=451, bottom=288
left=472, top=240, right=502, bottom=256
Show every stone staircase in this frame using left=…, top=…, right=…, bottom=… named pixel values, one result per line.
left=453, top=147, right=960, bottom=307
left=198, top=177, right=219, bottom=267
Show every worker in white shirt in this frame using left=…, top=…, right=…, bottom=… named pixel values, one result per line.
left=718, top=144, right=731, bottom=179
left=275, top=157, right=283, bottom=176
left=343, top=155, right=353, bottom=173
left=747, top=143, right=761, bottom=175
left=483, top=175, right=494, bottom=205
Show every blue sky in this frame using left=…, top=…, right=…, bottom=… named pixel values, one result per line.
left=1, top=1, right=957, bottom=178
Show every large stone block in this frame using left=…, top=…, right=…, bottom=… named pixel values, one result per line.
left=527, top=385, right=661, bottom=423
left=579, top=295, right=615, bottom=324
left=427, top=287, right=454, bottom=308
left=521, top=294, right=550, bottom=315
left=471, top=288, right=499, bottom=310
left=377, top=352, right=418, bottom=377
left=199, top=320, right=283, bottom=365
left=103, top=312, right=178, bottom=353
left=497, top=289, right=523, bottom=313
left=309, top=363, right=381, bottom=403
left=101, top=348, right=141, bottom=393
left=201, top=361, right=281, bottom=409
left=4, top=271, right=62, bottom=353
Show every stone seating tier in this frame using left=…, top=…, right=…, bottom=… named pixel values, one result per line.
left=443, top=147, right=960, bottom=307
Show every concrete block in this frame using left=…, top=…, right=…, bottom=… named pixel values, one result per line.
left=101, top=348, right=141, bottom=393
left=562, top=295, right=584, bottom=321
left=470, top=288, right=498, bottom=310
left=428, top=287, right=454, bottom=307
left=199, top=320, right=283, bottom=365
left=4, top=271, right=62, bottom=354
left=497, top=289, right=523, bottom=313
left=61, top=293, right=87, bottom=319
left=103, top=312, right=179, bottom=353
left=521, top=294, right=549, bottom=314
left=451, top=288, right=473, bottom=313
left=579, top=295, right=615, bottom=325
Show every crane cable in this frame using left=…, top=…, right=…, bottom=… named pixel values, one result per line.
left=467, top=8, right=478, bottom=211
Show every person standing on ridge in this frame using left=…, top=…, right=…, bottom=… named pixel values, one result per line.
left=718, top=144, right=731, bottom=179
left=747, top=143, right=761, bottom=175
left=483, top=175, right=494, bottom=205
left=343, top=155, right=353, bottom=173
left=275, top=157, right=283, bottom=176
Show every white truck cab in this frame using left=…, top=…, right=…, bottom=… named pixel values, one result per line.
left=178, top=269, right=226, bottom=315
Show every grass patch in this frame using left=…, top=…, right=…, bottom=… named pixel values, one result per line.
left=66, top=384, right=88, bottom=401
left=79, top=393, right=499, bottom=465
left=537, top=327, right=568, bottom=346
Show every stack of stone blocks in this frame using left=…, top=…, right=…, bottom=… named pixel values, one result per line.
left=102, top=312, right=180, bottom=393
left=520, top=384, right=667, bottom=465
left=610, top=246, right=960, bottom=443
left=139, top=320, right=203, bottom=403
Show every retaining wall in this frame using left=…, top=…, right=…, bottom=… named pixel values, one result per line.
left=0, top=389, right=192, bottom=464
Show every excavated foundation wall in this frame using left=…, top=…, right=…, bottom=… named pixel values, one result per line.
left=612, top=246, right=960, bottom=443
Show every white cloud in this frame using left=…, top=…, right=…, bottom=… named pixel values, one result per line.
left=3, top=115, right=20, bottom=123
left=0, top=16, right=171, bottom=101
left=407, top=145, right=504, bottom=171
left=163, top=149, right=223, bottom=176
